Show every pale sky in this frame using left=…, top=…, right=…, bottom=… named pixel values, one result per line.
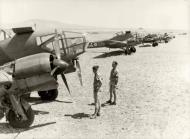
left=0, top=0, right=189, bottom=30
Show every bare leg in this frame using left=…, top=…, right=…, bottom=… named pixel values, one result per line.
left=90, top=91, right=98, bottom=119
left=107, top=84, right=113, bottom=103
left=97, top=99, right=101, bottom=116
left=113, top=87, right=116, bottom=105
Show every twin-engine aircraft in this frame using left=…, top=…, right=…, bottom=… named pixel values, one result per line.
left=0, top=27, right=87, bottom=128
left=88, top=31, right=139, bottom=55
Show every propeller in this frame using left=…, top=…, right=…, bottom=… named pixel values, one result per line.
left=51, top=29, right=83, bottom=95
left=61, top=73, right=71, bottom=95
left=75, top=60, right=83, bottom=86
left=51, top=29, right=71, bottom=95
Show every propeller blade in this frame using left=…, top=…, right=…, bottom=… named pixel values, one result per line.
left=53, top=29, right=61, bottom=59
left=53, top=59, right=69, bottom=69
left=51, top=66, right=59, bottom=76
left=76, top=60, right=83, bottom=86
left=61, top=73, right=71, bottom=95
left=51, top=59, right=69, bottom=76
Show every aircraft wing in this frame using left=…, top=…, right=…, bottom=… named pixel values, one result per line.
left=108, top=40, right=126, bottom=44
left=88, top=38, right=140, bottom=49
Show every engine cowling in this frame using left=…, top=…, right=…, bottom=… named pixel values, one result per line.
left=13, top=53, right=52, bottom=79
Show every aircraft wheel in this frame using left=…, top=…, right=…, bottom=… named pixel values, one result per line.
left=165, top=40, right=168, bottom=43
left=130, top=46, right=136, bottom=53
left=7, top=106, right=34, bottom=128
left=152, top=42, right=158, bottom=47
left=124, top=48, right=131, bottom=55
left=38, top=89, right=58, bottom=100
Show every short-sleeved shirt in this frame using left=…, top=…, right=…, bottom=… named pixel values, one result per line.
left=93, top=73, right=102, bottom=91
left=110, top=69, right=119, bottom=85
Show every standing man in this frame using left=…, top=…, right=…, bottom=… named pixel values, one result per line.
left=106, top=61, right=119, bottom=105
left=90, top=65, right=102, bottom=119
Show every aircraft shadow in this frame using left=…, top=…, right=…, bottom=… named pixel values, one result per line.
left=33, top=109, right=49, bottom=115
left=93, top=50, right=124, bottom=59
left=28, top=97, right=72, bottom=106
left=0, top=122, right=56, bottom=134
left=65, top=113, right=90, bottom=119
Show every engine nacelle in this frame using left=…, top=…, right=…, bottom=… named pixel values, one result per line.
left=14, top=73, right=58, bottom=92
left=13, top=53, right=52, bottom=79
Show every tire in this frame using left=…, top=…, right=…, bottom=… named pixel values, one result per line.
left=124, top=48, right=131, bottom=55
left=130, top=46, right=136, bottom=53
left=38, top=89, right=58, bottom=100
left=152, top=42, right=158, bottom=47
left=7, top=106, right=34, bottom=128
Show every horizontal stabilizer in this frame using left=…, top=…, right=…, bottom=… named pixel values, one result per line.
left=12, top=27, right=34, bottom=34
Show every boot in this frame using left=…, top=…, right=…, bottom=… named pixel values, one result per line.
left=90, top=108, right=98, bottom=119
left=90, top=114, right=97, bottom=119
left=111, top=102, right=116, bottom=105
left=106, top=100, right=112, bottom=104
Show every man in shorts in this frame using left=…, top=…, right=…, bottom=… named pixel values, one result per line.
left=106, top=61, right=119, bottom=105
left=90, top=65, right=102, bottom=119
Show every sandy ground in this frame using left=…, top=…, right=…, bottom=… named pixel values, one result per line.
left=0, top=34, right=190, bottom=139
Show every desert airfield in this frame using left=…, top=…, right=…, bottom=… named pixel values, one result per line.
left=0, top=33, right=190, bottom=139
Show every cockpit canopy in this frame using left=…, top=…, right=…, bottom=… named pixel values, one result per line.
left=0, top=29, right=13, bottom=41
left=36, top=31, right=87, bottom=57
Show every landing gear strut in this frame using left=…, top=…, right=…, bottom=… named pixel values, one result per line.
left=6, top=95, right=34, bottom=128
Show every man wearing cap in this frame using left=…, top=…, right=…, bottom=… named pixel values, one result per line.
left=90, top=65, right=102, bottom=119
left=107, top=61, right=119, bottom=105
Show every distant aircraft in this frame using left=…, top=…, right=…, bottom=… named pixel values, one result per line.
left=0, top=26, right=87, bottom=128
left=159, top=33, right=175, bottom=43
left=88, top=31, right=139, bottom=55
left=141, top=32, right=175, bottom=47
left=142, top=34, right=160, bottom=47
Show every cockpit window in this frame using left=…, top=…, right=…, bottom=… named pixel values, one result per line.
left=37, top=31, right=86, bottom=56
left=0, top=29, right=13, bottom=41
left=36, top=34, right=55, bottom=45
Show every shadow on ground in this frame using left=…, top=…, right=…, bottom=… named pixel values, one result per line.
left=65, top=113, right=90, bottom=119
left=0, top=122, right=56, bottom=134
left=88, top=103, right=95, bottom=106
left=93, top=50, right=125, bottom=58
left=27, top=97, right=73, bottom=106
left=33, top=109, right=49, bottom=115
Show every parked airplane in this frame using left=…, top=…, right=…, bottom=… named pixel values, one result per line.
left=141, top=32, right=175, bottom=47
left=88, top=31, right=139, bottom=55
left=0, top=27, right=87, bottom=128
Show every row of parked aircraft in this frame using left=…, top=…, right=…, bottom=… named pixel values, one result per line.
left=88, top=31, right=174, bottom=54
left=0, top=20, right=175, bottom=128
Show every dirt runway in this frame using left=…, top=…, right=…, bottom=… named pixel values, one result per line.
left=0, top=34, right=190, bottom=139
